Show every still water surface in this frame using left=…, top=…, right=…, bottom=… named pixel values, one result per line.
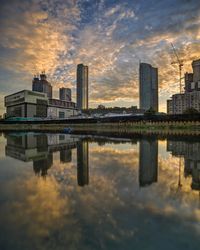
left=0, top=132, right=200, bottom=250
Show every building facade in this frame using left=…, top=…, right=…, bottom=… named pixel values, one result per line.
left=48, top=98, right=78, bottom=119
left=59, top=87, right=72, bottom=102
left=77, top=64, right=88, bottom=110
left=5, top=90, right=48, bottom=118
left=139, top=63, right=158, bottom=112
left=167, top=59, right=200, bottom=114
left=32, top=72, right=52, bottom=99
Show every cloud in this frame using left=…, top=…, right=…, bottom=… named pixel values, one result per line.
left=1, top=137, right=200, bottom=249
left=0, top=0, right=200, bottom=112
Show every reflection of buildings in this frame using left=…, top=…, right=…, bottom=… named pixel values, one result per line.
left=33, top=154, right=53, bottom=177
left=5, top=133, right=77, bottom=178
left=5, top=133, right=90, bottom=184
left=77, top=140, right=89, bottom=186
left=6, top=133, right=49, bottom=162
left=167, top=140, right=200, bottom=190
left=60, top=149, right=72, bottom=163
left=139, top=139, right=158, bottom=187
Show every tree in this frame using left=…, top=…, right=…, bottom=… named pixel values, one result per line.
left=144, top=107, right=156, bottom=115
left=183, top=108, right=199, bottom=115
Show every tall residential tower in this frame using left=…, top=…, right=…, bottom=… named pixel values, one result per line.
left=76, top=64, right=88, bottom=110
left=139, top=63, right=158, bottom=112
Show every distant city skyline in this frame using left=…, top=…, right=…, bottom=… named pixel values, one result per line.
left=0, top=0, right=200, bottom=114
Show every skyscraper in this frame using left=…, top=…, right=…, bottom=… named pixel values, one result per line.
left=139, top=63, right=158, bottom=112
left=59, top=87, right=72, bottom=102
left=32, top=72, right=52, bottom=99
left=76, top=64, right=88, bottom=110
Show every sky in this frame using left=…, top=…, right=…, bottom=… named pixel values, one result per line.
left=0, top=0, right=200, bottom=114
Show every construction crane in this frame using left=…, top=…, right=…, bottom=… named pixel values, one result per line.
left=171, top=43, right=184, bottom=93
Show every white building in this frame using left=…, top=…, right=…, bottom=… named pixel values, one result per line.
left=48, top=99, right=78, bottom=119
left=167, top=59, right=200, bottom=114
left=5, top=90, right=48, bottom=118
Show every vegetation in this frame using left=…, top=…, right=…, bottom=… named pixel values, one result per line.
left=183, top=108, right=199, bottom=115
left=144, top=107, right=156, bottom=115
left=83, top=106, right=143, bottom=115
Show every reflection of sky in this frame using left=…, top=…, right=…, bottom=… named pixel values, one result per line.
left=0, top=0, right=200, bottom=113
left=0, top=134, right=200, bottom=250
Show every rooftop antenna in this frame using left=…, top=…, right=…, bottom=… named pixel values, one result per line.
left=171, top=43, right=184, bottom=94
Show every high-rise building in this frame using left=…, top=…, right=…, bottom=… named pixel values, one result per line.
left=32, top=72, right=52, bottom=99
left=59, top=87, right=72, bottom=102
left=76, top=64, right=88, bottom=110
left=139, top=63, right=158, bottom=112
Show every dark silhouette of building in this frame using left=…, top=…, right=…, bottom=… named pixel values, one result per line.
left=76, top=64, right=88, bottom=110
left=60, top=149, right=72, bottom=163
left=33, top=153, right=53, bottom=178
left=77, top=140, right=89, bottom=186
left=5, top=133, right=49, bottom=162
left=5, top=133, right=78, bottom=178
left=32, top=72, right=53, bottom=99
left=59, top=87, right=72, bottom=102
left=167, top=140, right=200, bottom=191
left=139, top=139, right=158, bottom=187
left=139, top=63, right=158, bottom=112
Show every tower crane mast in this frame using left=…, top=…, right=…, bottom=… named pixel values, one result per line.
left=171, top=43, right=184, bottom=93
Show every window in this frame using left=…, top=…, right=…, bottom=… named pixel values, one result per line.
left=59, top=111, right=65, bottom=118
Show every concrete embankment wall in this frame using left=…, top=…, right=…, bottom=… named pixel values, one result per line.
left=0, top=120, right=200, bottom=135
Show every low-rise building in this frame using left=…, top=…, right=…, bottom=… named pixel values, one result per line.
left=48, top=98, right=78, bottom=118
left=5, top=73, right=78, bottom=119
left=5, top=90, right=48, bottom=118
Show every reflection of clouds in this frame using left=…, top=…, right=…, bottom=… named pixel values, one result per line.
left=1, top=138, right=200, bottom=249
left=0, top=177, right=68, bottom=231
left=0, top=174, right=84, bottom=249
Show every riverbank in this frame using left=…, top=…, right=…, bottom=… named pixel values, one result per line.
left=0, top=121, right=200, bottom=135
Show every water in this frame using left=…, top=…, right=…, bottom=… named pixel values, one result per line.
left=0, top=132, right=200, bottom=250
